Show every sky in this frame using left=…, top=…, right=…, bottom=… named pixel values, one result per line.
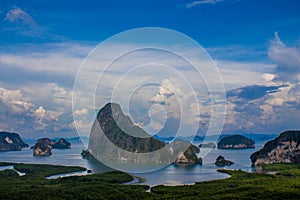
left=1, top=0, right=300, bottom=139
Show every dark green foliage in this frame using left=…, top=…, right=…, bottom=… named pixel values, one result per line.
left=215, top=155, right=234, bottom=166
left=262, top=163, right=300, bottom=176
left=54, top=171, right=133, bottom=184
left=0, top=163, right=149, bottom=200
left=52, top=138, right=71, bottom=149
left=1, top=162, right=300, bottom=199
left=0, top=162, right=86, bottom=178
left=96, top=103, right=165, bottom=153
left=0, top=169, right=19, bottom=177
left=218, top=134, right=255, bottom=149
left=151, top=166, right=300, bottom=199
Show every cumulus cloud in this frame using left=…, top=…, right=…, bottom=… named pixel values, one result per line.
left=4, top=6, right=36, bottom=26
left=224, top=81, right=300, bottom=134
left=0, top=86, right=34, bottom=114
left=262, top=73, right=276, bottom=82
left=74, top=108, right=88, bottom=115
left=0, top=85, right=70, bottom=136
left=268, top=32, right=300, bottom=82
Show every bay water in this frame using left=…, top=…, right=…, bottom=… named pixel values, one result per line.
left=0, top=140, right=268, bottom=186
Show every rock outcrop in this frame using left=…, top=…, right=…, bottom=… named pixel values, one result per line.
left=53, top=138, right=71, bottom=149
left=199, top=142, right=216, bottom=148
left=81, top=150, right=97, bottom=160
left=33, top=138, right=72, bottom=156
left=218, top=135, right=255, bottom=149
left=33, top=138, right=54, bottom=156
left=174, top=144, right=202, bottom=165
left=215, top=155, right=234, bottom=166
left=0, top=132, right=29, bottom=151
left=87, top=102, right=201, bottom=165
left=250, top=130, right=300, bottom=166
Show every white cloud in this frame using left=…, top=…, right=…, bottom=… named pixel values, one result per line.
left=0, top=86, right=34, bottom=114
left=74, top=108, right=88, bottom=115
left=35, top=106, right=46, bottom=118
left=185, top=0, right=223, bottom=8
left=0, top=85, right=67, bottom=135
left=262, top=73, right=276, bottom=82
left=4, top=6, right=36, bottom=26
left=268, top=32, right=300, bottom=82
left=216, top=60, right=275, bottom=89
left=1, top=37, right=299, bottom=136
left=184, top=0, right=242, bottom=8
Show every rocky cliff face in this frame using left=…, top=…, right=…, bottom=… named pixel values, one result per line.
left=53, top=138, right=71, bottom=149
left=174, top=144, right=202, bottom=165
left=88, top=102, right=201, bottom=165
left=0, top=132, right=29, bottom=151
left=33, top=138, right=54, bottom=156
left=218, top=134, right=255, bottom=149
left=33, top=138, right=71, bottom=156
left=250, top=130, right=300, bottom=166
left=215, top=155, right=234, bottom=166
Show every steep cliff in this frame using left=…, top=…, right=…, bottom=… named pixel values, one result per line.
left=33, top=138, right=71, bottom=156
left=33, top=138, right=54, bottom=156
left=87, top=103, right=201, bottom=165
left=0, top=132, right=29, bottom=151
left=250, top=130, right=300, bottom=166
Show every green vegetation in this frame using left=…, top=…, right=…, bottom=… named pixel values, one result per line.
left=0, top=162, right=86, bottom=178
left=262, top=163, right=300, bottom=176
left=0, top=169, right=19, bottom=177
left=151, top=166, right=300, bottom=199
left=54, top=171, right=133, bottom=184
left=1, top=162, right=300, bottom=199
left=0, top=162, right=148, bottom=200
left=218, top=134, right=255, bottom=149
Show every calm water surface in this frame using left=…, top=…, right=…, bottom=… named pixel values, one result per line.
left=0, top=140, right=268, bottom=186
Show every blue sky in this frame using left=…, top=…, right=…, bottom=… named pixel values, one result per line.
left=1, top=0, right=300, bottom=138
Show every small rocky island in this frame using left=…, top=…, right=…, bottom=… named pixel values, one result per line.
left=250, top=130, right=300, bottom=166
left=218, top=134, right=255, bottom=149
left=198, top=142, right=216, bottom=148
left=215, top=155, right=234, bottom=166
left=0, top=132, right=29, bottom=151
left=174, top=143, right=202, bottom=165
left=33, top=137, right=71, bottom=156
left=85, top=102, right=201, bottom=166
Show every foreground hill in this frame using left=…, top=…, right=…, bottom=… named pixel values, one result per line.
left=251, top=130, right=300, bottom=166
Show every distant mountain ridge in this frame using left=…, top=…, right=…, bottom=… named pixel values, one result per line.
left=155, top=133, right=278, bottom=143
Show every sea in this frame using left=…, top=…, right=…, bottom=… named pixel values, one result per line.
left=0, top=140, right=270, bottom=186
